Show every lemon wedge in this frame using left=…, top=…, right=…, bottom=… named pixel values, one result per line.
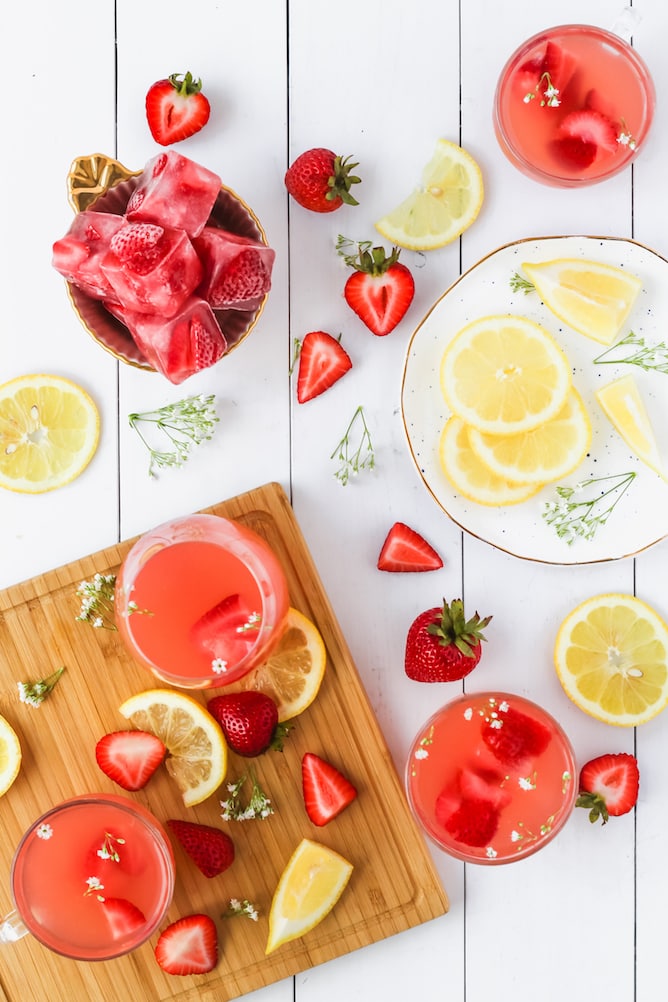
left=596, top=374, right=666, bottom=479
left=521, top=258, right=642, bottom=345
left=468, top=388, right=591, bottom=485
left=119, top=689, right=227, bottom=806
left=266, top=838, right=353, bottom=954
left=0, top=715, right=22, bottom=796
left=440, top=314, right=571, bottom=435
left=0, top=374, right=99, bottom=493
left=554, top=593, right=668, bottom=726
left=375, top=139, right=484, bottom=250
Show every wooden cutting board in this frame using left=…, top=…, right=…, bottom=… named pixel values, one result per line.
left=0, top=482, right=448, bottom=1001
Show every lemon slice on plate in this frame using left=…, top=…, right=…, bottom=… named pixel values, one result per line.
left=520, top=258, right=642, bottom=345
left=0, top=374, right=99, bottom=493
left=467, top=388, right=591, bottom=485
left=440, top=314, right=571, bottom=435
left=224, top=608, right=326, bottom=722
left=266, top=838, right=353, bottom=954
left=439, top=416, right=542, bottom=506
left=0, top=715, right=22, bottom=796
left=596, top=374, right=666, bottom=479
left=119, top=689, right=227, bottom=806
left=375, top=139, right=483, bottom=251
left=554, top=593, right=668, bottom=726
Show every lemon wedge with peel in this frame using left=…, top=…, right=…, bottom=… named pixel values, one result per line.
left=119, top=689, right=227, bottom=806
left=266, top=838, right=353, bottom=954
left=554, top=593, right=668, bottom=726
left=0, top=374, right=99, bottom=493
left=0, top=715, right=22, bottom=796
left=596, top=375, right=666, bottom=479
left=521, top=258, right=642, bottom=345
left=375, top=140, right=484, bottom=251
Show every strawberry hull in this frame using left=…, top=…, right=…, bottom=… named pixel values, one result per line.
left=194, top=227, right=275, bottom=310
left=126, top=151, right=221, bottom=238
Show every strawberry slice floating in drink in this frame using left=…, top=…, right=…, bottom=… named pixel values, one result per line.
left=190, top=594, right=261, bottom=674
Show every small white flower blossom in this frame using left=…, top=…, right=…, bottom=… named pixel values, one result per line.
left=511, top=830, right=522, bottom=843
left=485, top=847, right=498, bottom=859
left=464, top=707, right=473, bottom=721
left=499, top=701, right=509, bottom=713
left=519, top=776, right=536, bottom=791
left=36, top=823, right=53, bottom=840
left=212, top=658, right=228, bottom=674
left=414, top=747, right=429, bottom=760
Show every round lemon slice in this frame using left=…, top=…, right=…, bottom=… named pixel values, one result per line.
left=596, top=374, right=666, bottom=480
left=440, top=314, right=571, bottom=435
left=521, top=258, right=642, bottom=345
left=554, top=593, right=668, bottom=726
left=223, top=608, right=326, bottom=722
left=0, top=715, right=22, bottom=796
left=468, top=388, right=591, bottom=485
left=439, top=416, right=542, bottom=506
left=0, top=374, right=100, bottom=493
left=266, top=838, right=353, bottom=954
left=375, top=139, right=484, bottom=251
left=119, top=689, right=227, bottom=806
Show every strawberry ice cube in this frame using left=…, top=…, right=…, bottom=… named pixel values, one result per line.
left=110, top=296, right=227, bottom=384
left=125, top=151, right=221, bottom=238
left=101, top=222, right=203, bottom=318
left=52, top=210, right=125, bottom=301
left=193, top=227, right=275, bottom=310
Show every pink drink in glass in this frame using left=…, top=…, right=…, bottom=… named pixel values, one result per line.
left=9, top=794, right=174, bottom=960
left=115, top=513, right=290, bottom=689
left=406, top=692, right=576, bottom=863
left=493, top=24, right=655, bottom=186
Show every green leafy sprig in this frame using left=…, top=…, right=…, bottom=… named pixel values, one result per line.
left=17, top=667, right=65, bottom=708
left=128, top=394, right=219, bottom=478
left=331, top=405, right=375, bottom=485
left=593, top=332, right=668, bottom=373
left=509, top=272, right=535, bottom=294
left=542, top=472, right=637, bottom=544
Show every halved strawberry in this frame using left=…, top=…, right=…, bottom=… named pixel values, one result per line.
left=377, top=522, right=443, bottom=573
left=555, top=107, right=619, bottom=167
left=481, top=706, right=551, bottom=767
left=296, top=331, right=352, bottom=403
left=100, top=897, right=146, bottom=940
left=338, top=237, right=415, bottom=336
left=95, top=730, right=166, bottom=791
left=551, top=137, right=598, bottom=169
left=190, top=593, right=258, bottom=668
left=166, top=819, right=235, bottom=878
left=155, top=914, right=218, bottom=976
left=457, top=766, right=512, bottom=811
left=145, top=72, right=211, bottom=146
left=302, top=752, right=358, bottom=826
left=438, top=795, right=500, bottom=848
left=576, top=752, right=639, bottom=825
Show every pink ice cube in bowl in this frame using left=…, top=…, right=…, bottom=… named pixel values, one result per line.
left=61, top=153, right=272, bottom=372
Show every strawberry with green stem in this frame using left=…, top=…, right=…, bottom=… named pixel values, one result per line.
left=405, top=598, right=492, bottom=682
left=576, top=752, right=639, bottom=824
left=285, top=148, right=361, bottom=212
left=337, top=235, right=415, bottom=336
left=145, top=72, right=211, bottom=146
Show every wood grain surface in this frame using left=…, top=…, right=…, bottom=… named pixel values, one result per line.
left=0, top=482, right=448, bottom=1002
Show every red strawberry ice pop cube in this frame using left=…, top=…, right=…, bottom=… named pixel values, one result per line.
left=101, top=222, right=203, bottom=318
left=125, top=151, right=221, bottom=238
left=108, top=296, right=227, bottom=384
left=193, top=227, right=275, bottom=310
left=51, top=210, right=125, bottom=301
left=190, top=594, right=260, bottom=673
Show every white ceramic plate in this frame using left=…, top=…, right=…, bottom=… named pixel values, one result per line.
left=401, top=235, right=668, bottom=564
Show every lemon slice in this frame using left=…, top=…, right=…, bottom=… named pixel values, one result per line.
left=440, top=314, right=571, bottom=435
left=521, top=258, right=642, bottom=345
left=119, top=689, right=227, bottom=806
left=266, top=838, right=353, bottom=954
left=554, top=593, right=668, bottom=726
left=596, top=374, right=666, bottom=479
left=224, top=608, right=326, bottom=722
left=375, top=140, right=484, bottom=250
left=439, top=416, right=542, bottom=506
left=468, top=388, right=591, bottom=485
left=0, top=374, right=99, bottom=493
left=0, top=715, right=22, bottom=796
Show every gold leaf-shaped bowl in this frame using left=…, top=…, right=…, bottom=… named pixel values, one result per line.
left=64, top=153, right=270, bottom=371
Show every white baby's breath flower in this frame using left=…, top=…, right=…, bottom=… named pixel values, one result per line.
left=36, top=823, right=53, bottom=840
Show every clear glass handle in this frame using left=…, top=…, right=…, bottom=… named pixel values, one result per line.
left=0, top=909, right=28, bottom=943
left=610, top=6, right=642, bottom=42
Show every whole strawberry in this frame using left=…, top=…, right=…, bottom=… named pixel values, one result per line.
left=207, top=691, right=287, bottom=757
left=405, top=598, right=492, bottom=682
left=337, top=236, right=415, bottom=336
left=285, top=148, right=361, bottom=212
left=166, top=819, right=234, bottom=878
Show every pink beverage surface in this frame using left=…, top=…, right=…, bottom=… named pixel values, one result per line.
left=494, top=25, right=654, bottom=185
left=407, top=692, right=576, bottom=863
left=12, top=798, right=173, bottom=960
left=121, top=540, right=268, bottom=682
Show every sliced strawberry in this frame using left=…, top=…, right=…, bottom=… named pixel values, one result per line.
left=440, top=796, right=500, bottom=848
left=551, top=137, right=598, bottom=169
left=190, top=593, right=259, bottom=670
left=481, top=706, right=552, bottom=767
left=377, top=522, right=443, bottom=573
left=301, top=752, right=358, bottom=826
left=100, top=897, right=146, bottom=940
left=155, top=914, right=218, bottom=976
left=166, top=819, right=235, bottom=878
left=95, top=730, right=165, bottom=791
left=557, top=108, right=619, bottom=154
left=207, top=691, right=282, bottom=757
left=338, top=237, right=415, bottom=336
left=145, top=72, right=211, bottom=146
left=296, top=331, right=352, bottom=403
left=576, top=752, right=639, bottom=824
left=457, top=766, right=512, bottom=811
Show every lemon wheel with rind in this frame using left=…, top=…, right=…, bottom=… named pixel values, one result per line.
left=0, top=715, right=22, bottom=797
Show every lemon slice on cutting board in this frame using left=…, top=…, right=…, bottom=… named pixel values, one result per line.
left=0, top=374, right=99, bottom=493
left=596, top=374, right=666, bottom=479
left=554, top=593, right=668, bottom=726
left=119, top=689, right=227, bottom=806
left=375, top=139, right=484, bottom=251
left=520, top=258, right=642, bottom=345
left=266, top=838, right=353, bottom=954
left=0, top=715, right=22, bottom=796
